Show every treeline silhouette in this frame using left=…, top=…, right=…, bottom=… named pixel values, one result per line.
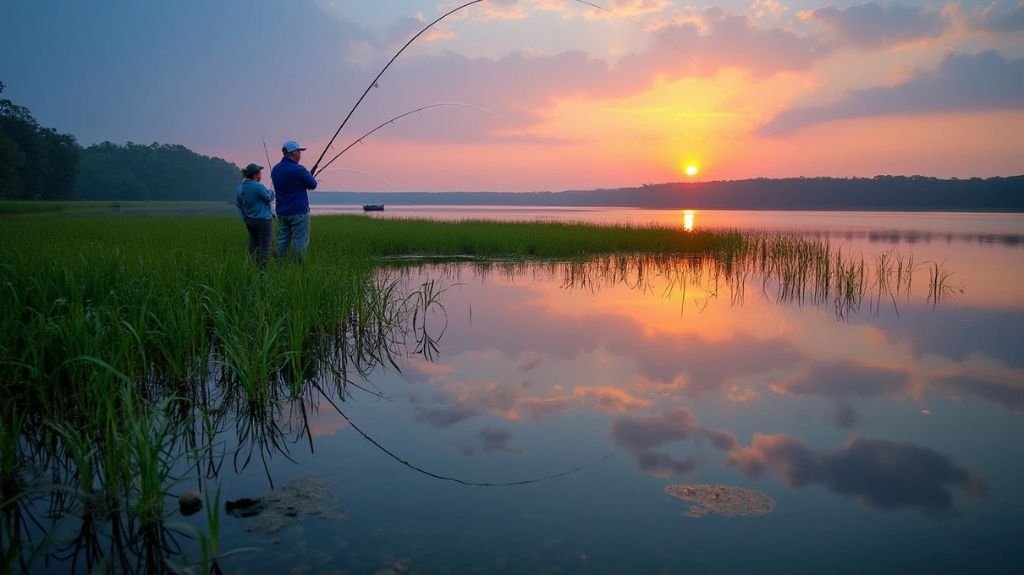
left=76, top=142, right=238, bottom=201
left=0, top=83, right=238, bottom=201
left=319, top=175, right=1024, bottom=212
left=0, top=82, right=79, bottom=200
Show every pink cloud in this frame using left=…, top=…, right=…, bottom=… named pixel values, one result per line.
left=573, top=385, right=651, bottom=412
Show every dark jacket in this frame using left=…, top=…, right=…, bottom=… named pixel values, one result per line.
left=271, top=157, right=317, bottom=216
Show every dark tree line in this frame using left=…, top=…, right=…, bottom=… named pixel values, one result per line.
left=0, top=82, right=80, bottom=200
left=0, top=83, right=239, bottom=202
left=318, top=173, right=1024, bottom=212
left=76, top=142, right=240, bottom=201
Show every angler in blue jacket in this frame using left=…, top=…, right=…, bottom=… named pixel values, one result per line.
left=271, top=140, right=318, bottom=261
left=235, top=163, right=276, bottom=266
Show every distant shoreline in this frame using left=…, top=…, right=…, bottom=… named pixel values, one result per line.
left=310, top=175, right=1024, bottom=213
left=311, top=202, right=1024, bottom=214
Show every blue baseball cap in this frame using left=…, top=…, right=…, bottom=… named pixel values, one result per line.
left=282, top=140, right=306, bottom=153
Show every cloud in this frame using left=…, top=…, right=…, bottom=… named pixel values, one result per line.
left=415, top=405, right=479, bottom=428
left=751, top=0, right=788, bottom=21
left=727, top=434, right=988, bottom=513
left=806, top=2, right=948, bottom=48
left=832, top=402, right=859, bottom=428
left=603, top=0, right=672, bottom=17
left=443, top=283, right=803, bottom=399
left=462, top=426, right=523, bottom=455
left=459, top=0, right=671, bottom=20
left=853, top=309, right=1024, bottom=370
left=940, top=375, right=1024, bottom=411
left=610, top=408, right=701, bottom=477
left=610, top=408, right=735, bottom=476
left=573, top=386, right=651, bottom=412
left=611, top=408, right=698, bottom=450
left=413, top=380, right=574, bottom=429
left=440, top=0, right=530, bottom=21
left=403, top=359, right=457, bottom=383
left=973, top=1, right=1024, bottom=34
left=632, top=451, right=698, bottom=476
left=340, top=7, right=828, bottom=145
left=518, top=354, right=544, bottom=372
left=517, top=396, right=577, bottom=419
left=757, top=51, right=1024, bottom=136
left=384, top=16, right=427, bottom=45
left=647, top=8, right=827, bottom=77
left=773, top=361, right=909, bottom=397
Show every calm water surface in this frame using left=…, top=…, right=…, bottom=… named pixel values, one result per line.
left=197, top=209, right=1022, bottom=574
left=312, top=205, right=1024, bottom=243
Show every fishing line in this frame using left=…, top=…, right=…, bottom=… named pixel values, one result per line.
left=311, top=0, right=489, bottom=175
left=315, top=102, right=500, bottom=176
left=260, top=132, right=273, bottom=171
left=309, top=0, right=639, bottom=176
left=316, top=167, right=397, bottom=189
left=313, top=382, right=614, bottom=487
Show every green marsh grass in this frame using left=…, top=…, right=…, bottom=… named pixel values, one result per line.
left=0, top=214, right=953, bottom=572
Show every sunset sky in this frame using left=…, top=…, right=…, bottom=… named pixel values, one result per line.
left=2, top=0, right=1022, bottom=191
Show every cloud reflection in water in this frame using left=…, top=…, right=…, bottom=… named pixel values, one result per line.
left=727, top=434, right=989, bottom=513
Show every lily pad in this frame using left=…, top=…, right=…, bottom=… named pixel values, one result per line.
left=665, top=484, right=774, bottom=518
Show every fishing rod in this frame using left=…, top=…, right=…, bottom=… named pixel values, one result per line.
left=310, top=0, right=488, bottom=175
left=260, top=132, right=273, bottom=172
left=309, top=0, right=613, bottom=176
left=314, top=102, right=499, bottom=175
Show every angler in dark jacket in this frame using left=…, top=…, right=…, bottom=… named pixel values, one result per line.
left=235, top=163, right=275, bottom=266
left=271, top=140, right=318, bottom=261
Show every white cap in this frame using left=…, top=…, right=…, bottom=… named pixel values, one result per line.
left=282, top=140, right=306, bottom=153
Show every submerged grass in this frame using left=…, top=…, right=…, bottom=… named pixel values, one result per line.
left=0, top=213, right=948, bottom=572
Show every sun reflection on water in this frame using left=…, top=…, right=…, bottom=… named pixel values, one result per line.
left=682, top=210, right=696, bottom=232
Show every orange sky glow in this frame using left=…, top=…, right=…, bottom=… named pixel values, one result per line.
left=4, top=0, right=1022, bottom=191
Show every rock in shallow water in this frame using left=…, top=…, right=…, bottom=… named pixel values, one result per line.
left=665, top=484, right=774, bottom=518
left=178, top=491, right=202, bottom=517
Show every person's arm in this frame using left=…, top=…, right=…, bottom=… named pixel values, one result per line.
left=301, top=167, right=318, bottom=191
left=257, top=182, right=275, bottom=204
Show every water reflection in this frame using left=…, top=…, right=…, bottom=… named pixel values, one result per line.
left=726, top=435, right=988, bottom=514
left=375, top=247, right=1021, bottom=529
left=682, top=210, right=695, bottom=232
left=8, top=236, right=1024, bottom=572
left=312, top=207, right=1024, bottom=247
left=3, top=270, right=447, bottom=574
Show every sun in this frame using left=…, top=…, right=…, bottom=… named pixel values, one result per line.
left=685, top=165, right=699, bottom=177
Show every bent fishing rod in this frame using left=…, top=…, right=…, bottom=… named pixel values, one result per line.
left=310, top=0, right=488, bottom=175
left=309, top=0, right=608, bottom=176
left=261, top=132, right=273, bottom=171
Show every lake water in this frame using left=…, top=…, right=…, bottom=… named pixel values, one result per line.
left=313, top=204, right=1024, bottom=246
left=22, top=208, right=1022, bottom=573
left=164, top=208, right=1021, bottom=574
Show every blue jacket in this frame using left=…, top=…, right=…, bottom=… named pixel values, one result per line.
left=235, top=179, right=275, bottom=220
left=271, top=157, right=317, bottom=216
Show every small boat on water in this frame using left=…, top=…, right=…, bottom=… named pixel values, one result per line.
left=363, top=204, right=384, bottom=212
